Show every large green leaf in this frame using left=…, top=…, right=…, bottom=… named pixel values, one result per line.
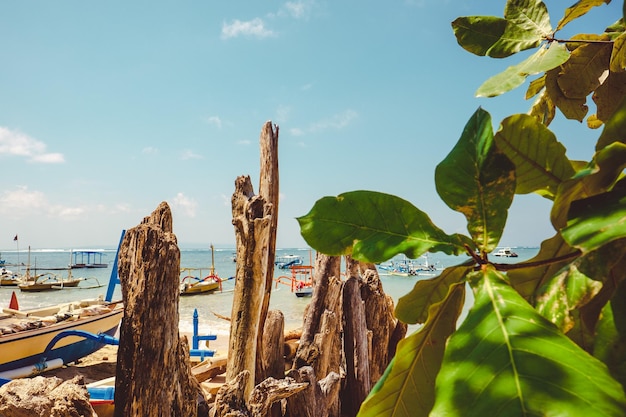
left=562, top=185, right=626, bottom=252
left=555, top=0, right=611, bottom=32
left=297, top=191, right=472, bottom=263
left=451, top=15, right=508, bottom=56
left=430, top=267, right=626, bottom=416
left=358, top=283, right=465, bottom=417
left=507, top=233, right=578, bottom=302
left=494, top=113, right=575, bottom=199
left=476, top=42, right=570, bottom=98
left=551, top=142, right=626, bottom=229
left=435, top=108, right=515, bottom=252
left=452, top=0, right=551, bottom=58
left=534, top=259, right=602, bottom=333
left=395, top=262, right=474, bottom=325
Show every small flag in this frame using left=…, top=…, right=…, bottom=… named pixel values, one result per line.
left=13, top=235, right=17, bottom=241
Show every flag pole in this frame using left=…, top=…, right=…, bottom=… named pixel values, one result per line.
left=14, top=235, right=20, bottom=275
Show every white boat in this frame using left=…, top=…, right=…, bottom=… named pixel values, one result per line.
left=494, top=247, right=518, bottom=257
left=275, top=255, right=304, bottom=269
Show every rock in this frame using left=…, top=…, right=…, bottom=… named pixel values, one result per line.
left=0, top=375, right=96, bottom=417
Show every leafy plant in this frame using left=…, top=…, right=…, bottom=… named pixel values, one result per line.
left=297, top=1, right=626, bottom=416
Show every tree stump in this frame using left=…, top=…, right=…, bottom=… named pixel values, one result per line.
left=114, top=202, right=199, bottom=417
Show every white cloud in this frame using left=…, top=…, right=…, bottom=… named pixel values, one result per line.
left=303, top=109, right=359, bottom=134
left=180, top=150, right=203, bottom=160
left=0, top=186, right=87, bottom=219
left=221, top=18, right=275, bottom=39
left=284, top=1, right=313, bottom=19
left=275, top=105, right=291, bottom=123
left=206, top=116, right=222, bottom=128
left=172, top=192, right=198, bottom=217
left=289, top=127, right=304, bottom=136
left=142, top=147, right=158, bottom=155
left=0, top=127, right=65, bottom=163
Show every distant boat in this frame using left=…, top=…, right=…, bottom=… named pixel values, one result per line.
left=18, top=272, right=82, bottom=292
left=0, top=268, right=20, bottom=286
left=275, top=264, right=315, bottom=297
left=494, top=247, right=518, bottom=257
left=70, top=250, right=108, bottom=268
left=275, top=255, right=304, bottom=269
left=180, top=244, right=227, bottom=296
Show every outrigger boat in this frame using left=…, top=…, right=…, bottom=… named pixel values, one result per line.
left=0, top=231, right=125, bottom=380
left=17, top=271, right=83, bottom=292
left=275, top=263, right=315, bottom=297
left=180, top=244, right=227, bottom=296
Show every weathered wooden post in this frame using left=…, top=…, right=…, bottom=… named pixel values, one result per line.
left=225, top=122, right=279, bottom=400
left=114, top=202, right=200, bottom=417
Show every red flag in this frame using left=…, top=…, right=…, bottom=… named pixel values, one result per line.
left=13, top=235, right=17, bottom=241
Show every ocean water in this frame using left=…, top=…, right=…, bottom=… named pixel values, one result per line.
left=0, top=246, right=539, bottom=341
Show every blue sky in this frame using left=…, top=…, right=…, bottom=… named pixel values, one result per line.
left=0, top=1, right=619, bottom=250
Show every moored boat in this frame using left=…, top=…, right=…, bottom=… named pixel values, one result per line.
left=180, top=244, right=228, bottom=296
left=0, top=231, right=126, bottom=380
left=494, top=247, right=518, bottom=257
left=18, top=272, right=83, bottom=292
left=70, top=250, right=108, bottom=268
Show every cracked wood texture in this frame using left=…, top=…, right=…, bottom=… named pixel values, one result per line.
left=226, top=122, right=279, bottom=397
left=114, top=202, right=199, bottom=417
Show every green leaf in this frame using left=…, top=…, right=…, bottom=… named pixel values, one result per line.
left=525, top=73, right=545, bottom=99
left=451, top=16, right=508, bottom=57
left=494, top=113, right=575, bottom=199
left=508, top=233, right=578, bottom=301
left=452, top=0, right=551, bottom=58
left=534, top=260, right=603, bottom=333
left=359, top=283, right=465, bottom=417
left=430, top=267, right=626, bottom=417
left=562, top=186, right=626, bottom=252
left=435, top=108, right=515, bottom=252
left=551, top=142, right=626, bottom=229
left=595, top=298, right=626, bottom=388
left=528, top=88, right=557, bottom=126
left=556, top=0, right=612, bottom=32
left=597, top=95, right=626, bottom=150
left=476, top=42, right=570, bottom=97
left=297, top=191, right=472, bottom=263
left=395, top=262, right=474, bottom=325
left=610, top=33, right=626, bottom=72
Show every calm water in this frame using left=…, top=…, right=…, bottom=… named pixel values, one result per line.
left=0, top=246, right=539, bottom=340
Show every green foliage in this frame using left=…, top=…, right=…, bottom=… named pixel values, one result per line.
left=297, top=0, right=626, bottom=415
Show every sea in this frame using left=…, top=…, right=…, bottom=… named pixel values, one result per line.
left=0, top=246, right=539, bottom=341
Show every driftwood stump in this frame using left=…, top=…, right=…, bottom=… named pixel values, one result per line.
left=114, top=202, right=199, bottom=417
left=227, top=122, right=279, bottom=399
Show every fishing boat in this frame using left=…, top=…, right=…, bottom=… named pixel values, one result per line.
left=18, top=271, right=83, bottom=292
left=275, top=264, right=315, bottom=297
left=0, top=268, right=21, bottom=286
left=70, top=250, right=108, bottom=268
left=0, top=232, right=125, bottom=380
left=180, top=244, right=226, bottom=296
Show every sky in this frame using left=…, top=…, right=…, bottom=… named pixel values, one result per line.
left=0, top=1, right=620, bottom=251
